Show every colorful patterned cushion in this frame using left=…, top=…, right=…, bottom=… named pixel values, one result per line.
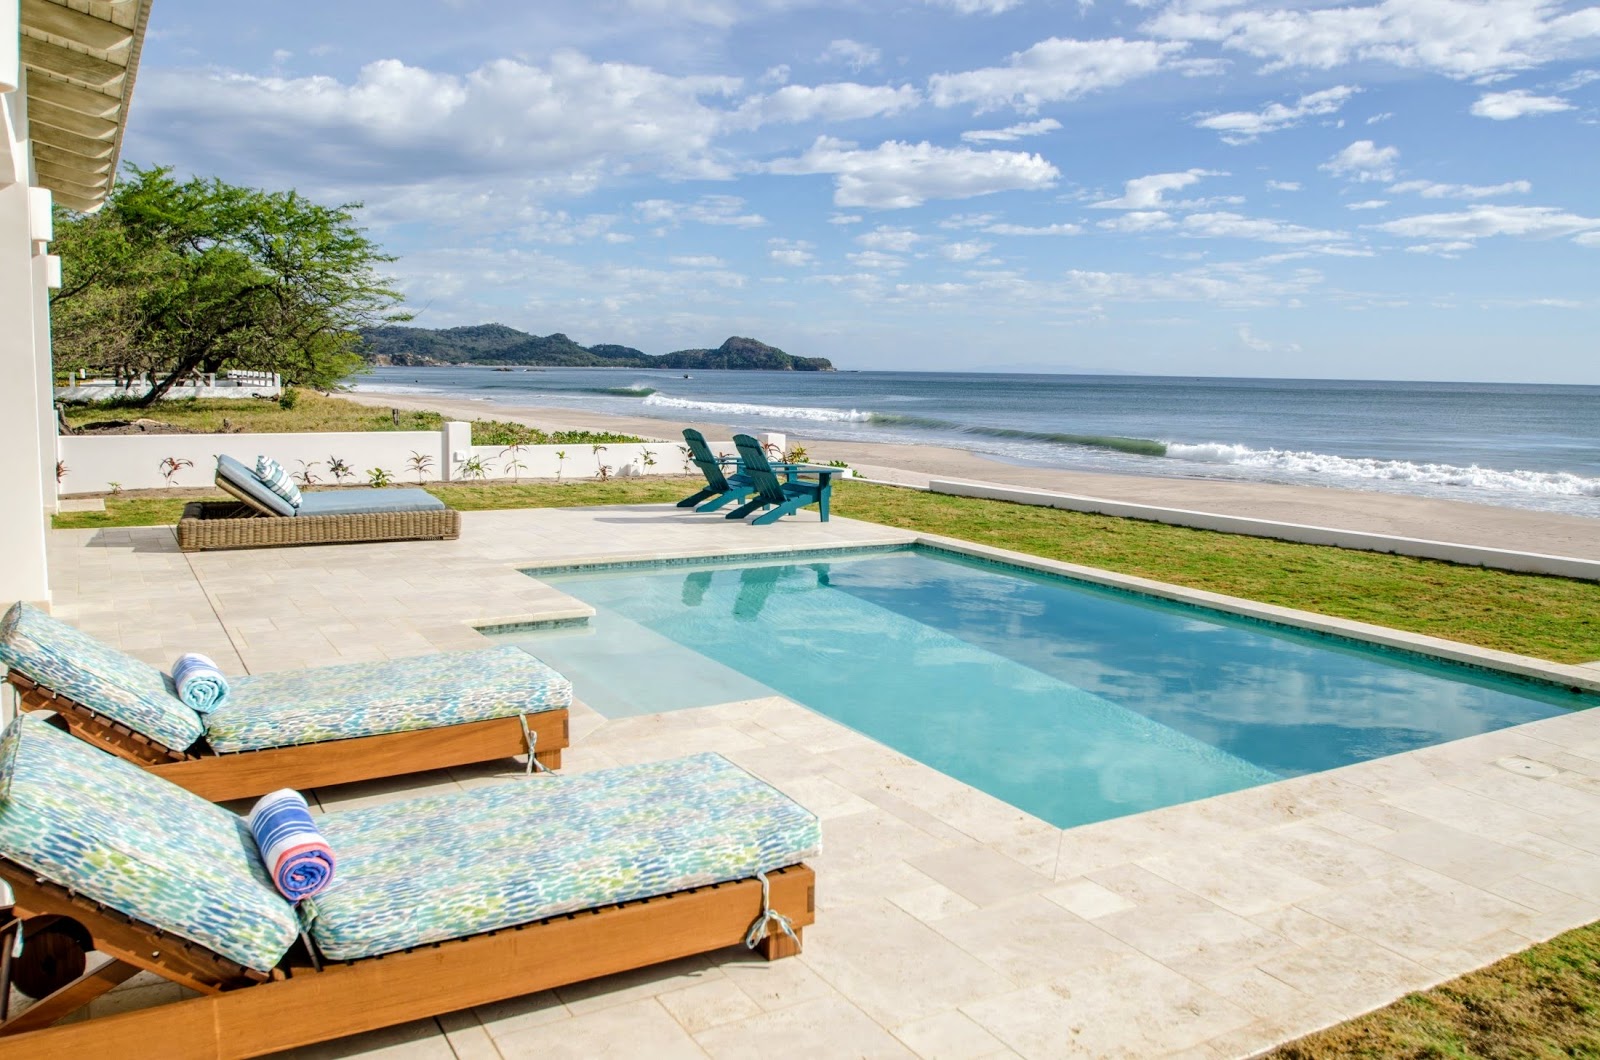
left=0, top=716, right=299, bottom=972
left=0, top=602, right=205, bottom=751
left=306, top=752, right=821, bottom=960
left=203, top=646, right=573, bottom=753
left=254, top=456, right=302, bottom=508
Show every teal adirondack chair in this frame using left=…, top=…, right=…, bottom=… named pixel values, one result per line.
left=724, top=435, right=833, bottom=525
left=676, top=429, right=754, bottom=511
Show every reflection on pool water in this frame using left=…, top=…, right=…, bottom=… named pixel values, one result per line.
left=494, top=548, right=1592, bottom=829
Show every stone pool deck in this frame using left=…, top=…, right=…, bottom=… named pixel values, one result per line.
left=25, top=505, right=1600, bottom=1058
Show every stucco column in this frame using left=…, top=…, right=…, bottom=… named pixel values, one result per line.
left=31, top=190, right=56, bottom=514
left=0, top=178, right=51, bottom=606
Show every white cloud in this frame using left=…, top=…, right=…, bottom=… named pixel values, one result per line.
left=1470, top=89, right=1575, bottom=118
left=1180, top=212, right=1347, bottom=243
left=1376, top=204, right=1600, bottom=243
left=1346, top=199, right=1390, bottom=209
left=1404, top=241, right=1476, bottom=256
left=846, top=249, right=909, bottom=270
left=1098, top=210, right=1177, bottom=231
left=760, top=64, right=791, bottom=85
left=1321, top=140, right=1399, bottom=182
left=923, top=0, right=1026, bottom=14
left=829, top=213, right=863, bottom=225
left=1267, top=180, right=1302, bottom=191
left=1093, top=168, right=1221, bottom=208
left=735, top=83, right=921, bottom=125
left=769, top=136, right=1059, bottom=209
left=940, top=212, right=999, bottom=228
left=1145, top=0, right=1600, bottom=79
left=941, top=240, right=994, bottom=260
left=983, top=221, right=1082, bottom=235
left=1193, top=85, right=1359, bottom=143
left=134, top=53, right=743, bottom=191
left=1237, top=324, right=1301, bottom=353
left=928, top=37, right=1192, bottom=112
left=819, top=39, right=881, bottom=72
left=858, top=226, right=923, bottom=252
left=767, top=238, right=816, bottom=266
left=635, top=195, right=766, bottom=227
left=1388, top=179, right=1532, bottom=198
left=1366, top=111, right=1394, bottom=123
left=961, top=118, right=1063, bottom=142
left=669, top=254, right=727, bottom=267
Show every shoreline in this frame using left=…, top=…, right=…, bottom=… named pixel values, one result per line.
left=341, top=388, right=1600, bottom=560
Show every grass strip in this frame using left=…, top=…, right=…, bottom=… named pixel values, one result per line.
left=1265, top=921, right=1600, bottom=1059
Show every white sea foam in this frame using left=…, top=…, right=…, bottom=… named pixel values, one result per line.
left=643, top=393, right=873, bottom=422
left=1166, top=443, right=1600, bottom=497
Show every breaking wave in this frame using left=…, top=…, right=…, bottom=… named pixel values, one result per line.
left=584, top=386, right=657, bottom=397
left=643, top=394, right=873, bottom=422
left=1167, top=443, right=1600, bottom=497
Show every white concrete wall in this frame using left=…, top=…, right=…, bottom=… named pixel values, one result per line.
left=57, top=383, right=284, bottom=401
left=930, top=479, right=1600, bottom=582
left=58, top=425, right=735, bottom=492
left=0, top=178, right=51, bottom=604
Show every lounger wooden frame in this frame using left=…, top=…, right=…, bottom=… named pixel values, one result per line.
left=0, top=856, right=815, bottom=1058
left=4, top=670, right=569, bottom=802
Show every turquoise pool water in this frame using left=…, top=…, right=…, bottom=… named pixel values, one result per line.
left=494, top=547, right=1591, bottom=828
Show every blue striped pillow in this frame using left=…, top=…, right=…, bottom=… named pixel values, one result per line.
left=255, top=457, right=302, bottom=508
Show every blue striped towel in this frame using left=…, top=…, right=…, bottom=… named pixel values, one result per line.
left=171, top=652, right=229, bottom=713
left=248, top=789, right=336, bottom=901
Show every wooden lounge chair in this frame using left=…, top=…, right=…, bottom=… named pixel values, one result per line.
left=0, top=716, right=818, bottom=1056
left=180, top=455, right=460, bottom=551
left=675, top=428, right=755, bottom=512
left=0, top=602, right=571, bottom=801
left=723, top=434, right=835, bottom=525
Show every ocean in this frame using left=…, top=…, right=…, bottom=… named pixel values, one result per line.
left=351, top=367, right=1600, bottom=518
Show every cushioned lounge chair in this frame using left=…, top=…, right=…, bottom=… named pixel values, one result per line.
left=0, top=716, right=818, bottom=1054
left=178, top=455, right=460, bottom=551
left=0, top=603, right=571, bottom=801
left=675, top=428, right=755, bottom=512
left=724, top=434, right=834, bottom=525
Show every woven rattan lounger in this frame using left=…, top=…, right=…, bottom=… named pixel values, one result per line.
left=0, top=603, right=571, bottom=802
left=180, top=455, right=460, bottom=551
left=0, top=716, right=818, bottom=1056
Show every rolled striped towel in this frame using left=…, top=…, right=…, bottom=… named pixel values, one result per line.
left=248, top=789, right=336, bottom=901
left=171, top=652, right=230, bottom=713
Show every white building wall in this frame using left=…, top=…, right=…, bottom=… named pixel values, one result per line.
left=0, top=178, right=51, bottom=605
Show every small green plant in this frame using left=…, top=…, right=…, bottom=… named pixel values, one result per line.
left=107, top=481, right=123, bottom=496
left=500, top=442, right=529, bottom=483
left=295, top=460, right=321, bottom=486
left=826, top=458, right=850, bottom=469
left=458, top=455, right=490, bottom=481
left=595, top=462, right=613, bottom=482
left=367, top=467, right=393, bottom=488
left=554, top=450, right=568, bottom=482
left=158, top=456, right=193, bottom=484
left=783, top=444, right=809, bottom=463
left=677, top=445, right=693, bottom=474
left=277, top=386, right=299, bottom=410
left=55, top=460, right=68, bottom=483
left=405, top=451, right=435, bottom=484
left=327, top=456, right=354, bottom=482
left=640, top=448, right=657, bottom=472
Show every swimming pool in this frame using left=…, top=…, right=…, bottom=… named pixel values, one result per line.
left=493, top=546, right=1592, bottom=828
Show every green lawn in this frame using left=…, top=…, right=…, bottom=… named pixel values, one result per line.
left=48, top=474, right=1600, bottom=1053
left=60, top=392, right=642, bottom=446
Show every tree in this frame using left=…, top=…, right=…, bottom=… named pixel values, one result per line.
left=50, top=165, right=406, bottom=405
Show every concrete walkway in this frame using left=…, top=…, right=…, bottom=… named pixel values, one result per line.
left=28, top=507, right=1600, bottom=1058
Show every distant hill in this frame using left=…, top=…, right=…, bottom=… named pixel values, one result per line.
left=360, top=324, right=834, bottom=371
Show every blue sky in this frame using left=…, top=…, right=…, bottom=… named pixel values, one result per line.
left=124, top=0, right=1599, bottom=381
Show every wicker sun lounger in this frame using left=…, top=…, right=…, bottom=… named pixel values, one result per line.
left=0, top=716, right=818, bottom=1056
left=0, top=603, right=571, bottom=801
left=179, top=455, right=460, bottom=551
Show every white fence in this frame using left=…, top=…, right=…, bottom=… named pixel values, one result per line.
left=57, top=422, right=741, bottom=493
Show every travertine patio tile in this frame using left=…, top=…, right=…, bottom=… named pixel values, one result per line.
left=1521, top=852, right=1600, bottom=904
left=892, top=1010, right=1008, bottom=1060
left=656, top=978, right=764, bottom=1035
left=908, top=846, right=1054, bottom=908
left=816, top=808, right=957, bottom=874
left=1381, top=783, right=1566, bottom=838
left=801, top=899, right=1013, bottom=1026
left=1253, top=935, right=1438, bottom=1020
left=962, top=954, right=1254, bottom=1060
left=1370, top=821, right=1552, bottom=884
left=1041, top=878, right=1136, bottom=920
left=931, top=895, right=1137, bottom=985
left=435, top=1010, right=501, bottom=1060
left=280, top=1018, right=452, bottom=1059
left=1092, top=890, right=1297, bottom=981
left=471, top=988, right=570, bottom=1038
left=888, top=882, right=980, bottom=923
left=555, top=954, right=724, bottom=1015
left=490, top=997, right=706, bottom=1059
left=715, top=950, right=837, bottom=1012
left=693, top=996, right=914, bottom=1059
left=1140, top=848, right=1326, bottom=917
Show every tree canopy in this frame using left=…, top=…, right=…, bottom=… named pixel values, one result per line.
left=50, top=165, right=406, bottom=404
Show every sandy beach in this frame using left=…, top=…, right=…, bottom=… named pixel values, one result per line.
left=343, top=389, right=1600, bottom=560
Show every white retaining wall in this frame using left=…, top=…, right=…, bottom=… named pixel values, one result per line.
left=930, top=479, right=1600, bottom=582
left=57, top=423, right=737, bottom=492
